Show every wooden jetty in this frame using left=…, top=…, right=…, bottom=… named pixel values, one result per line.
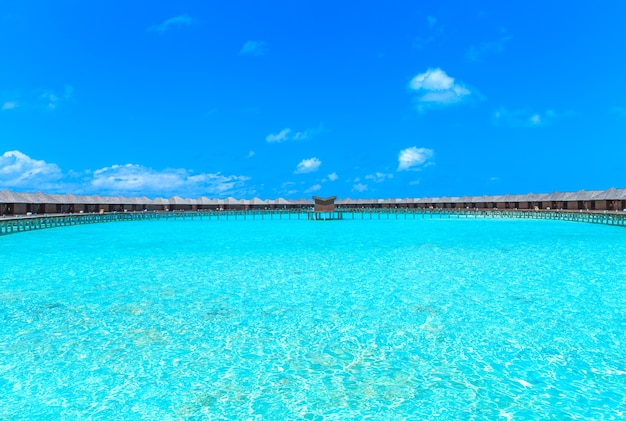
left=307, top=211, right=344, bottom=221
left=1, top=209, right=626, bottom=237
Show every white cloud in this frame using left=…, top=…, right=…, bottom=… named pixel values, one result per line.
left=352, top=183, right=368, bottom=192
left=304, top=184, right=321, bottom=193
left=266, top=127, right=309, bottom=143
left=294, top=157, right=321, bottom=174
left=397, top=147, right=434, bottom=171
left=410, top=69, right=454, bottom=91
left=91, top=164, right=249, bottom=196
left=1, top=101, right=17, bottom=110
left=365, top=172, right=394, bottom=183
left=148, top=15, right=194, bottom=33
left=239, top=40, right=268, bottom=56
left=493, top=108, right=556, bottom=127
left=0, top=150, right=250, bottom=197
left=409, top=68, right=471, bottom=108
left=0, top=150, right=63, bottom=189
left=247, top=150, right=256, bottom=158
left=327, top=172, right=338, bottom=182
left=266, top=128, right=291, bottom=143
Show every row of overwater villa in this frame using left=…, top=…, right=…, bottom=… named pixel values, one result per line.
left=2, top=188, right=626, bottom=216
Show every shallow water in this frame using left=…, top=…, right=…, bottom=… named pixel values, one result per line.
left=1, top=217, right=625, bottom=419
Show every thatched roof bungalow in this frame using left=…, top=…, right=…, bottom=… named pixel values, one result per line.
left=594, top=188, right=626, bottom=211
left=1, top=191, right=27, bottom=215
left=3, top=187, right=626, bottom=216
left=196, top=196, right=213, bottom=210
left=250, top=198, right=266, bottom=209
left=150, top=197, right=169, bottom=211
left=169, top=196, right=194, bottom=211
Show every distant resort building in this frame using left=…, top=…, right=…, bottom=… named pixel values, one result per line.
left=1, top=188, right=626, bottom=216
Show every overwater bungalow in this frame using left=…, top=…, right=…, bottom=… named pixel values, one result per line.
left=3, top=188, right=626, bottom=217
left=250, top=198, right=266, bottom=209
left=594, top=188, right=626, bottom=211
left=150, top=198, right=168, bottom=211
left=195, top=196, right=212, bottom=211
left=169, top=196, right=193, bottom=212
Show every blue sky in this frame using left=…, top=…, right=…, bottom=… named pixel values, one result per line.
left=1, top=1, right=625, bottom=199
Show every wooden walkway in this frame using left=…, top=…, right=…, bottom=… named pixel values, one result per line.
left=1, top=209, right=626, bottom=236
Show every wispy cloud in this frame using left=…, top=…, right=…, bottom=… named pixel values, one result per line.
left=352, top=183, right=368, bottom=193
left=493, top=107, right=557, bottom=127
left=266, top=127, right=310, bottom=143
left=327, top=172, right=338, bottom=182
left=397, top=147, right=434, bottom=171
left=1, top=101, right=18, bottom=111
left=409, top=68, right=471, bottom=110
left=304, top=184, right=321, bottom=193
left=41, top=85, right=73, bottom=111
left=1, top=86, right=72, bottom=112
left=148, top=15, right=194, bottom=33
left=246, top=150, right=256, bottom=158
left=41, top=92, right=60, bottom=110
left=239, top=40, right=268, bottom=56
left=413, top=36, right=435, bottom=49
left=466, top=35, right=512, bottom=62
left=266, top=128, right=291, bottom=143
left=365, top=172, right=394, bottom=183
left=33, top=86, right=73, bottom=111
left=0, top=150, right=250, bottom=197
left=413, top=15, right=441, bottom=50
left=294, top=157, right=321, bottom=174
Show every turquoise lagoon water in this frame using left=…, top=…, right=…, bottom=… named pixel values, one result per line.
left=1, top=216, right=626, bottom=419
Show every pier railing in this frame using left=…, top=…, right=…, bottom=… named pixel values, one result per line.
left=1, top=208, right=625, bottom=236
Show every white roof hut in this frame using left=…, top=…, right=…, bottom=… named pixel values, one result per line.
left=196, top=196, right=215, bottom=207
left=169, top=196, right=189, bottom=206
left=223, top=197, right=242, bottom=206
left=250, top=197, right=266, bottom=207
left=593, top=187, right=625, bottom=200
left=150, top=197, right=169, bottom=207
left=4, top=191, right=31, bottom=203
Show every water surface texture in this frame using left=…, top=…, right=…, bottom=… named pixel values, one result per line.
left=1, top=217, right=625, bottom=419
